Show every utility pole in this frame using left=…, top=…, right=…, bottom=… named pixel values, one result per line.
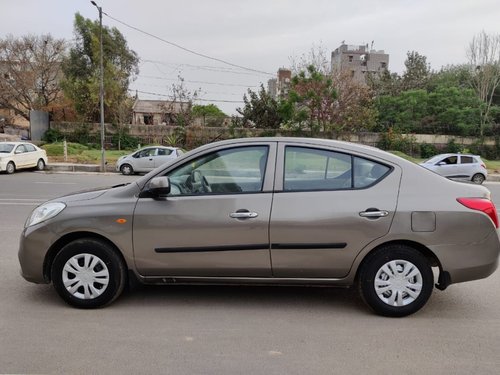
left=91, top=1, right=106, bottom=172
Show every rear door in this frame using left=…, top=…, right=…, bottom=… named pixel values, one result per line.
left=269, top=143, right=401, bottom=278
left=22, top=143, right=39, bottom=167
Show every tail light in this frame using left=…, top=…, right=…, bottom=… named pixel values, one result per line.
left=481, top=163, right=486, bottom=169
left=457, top=198, right=499, bottom=228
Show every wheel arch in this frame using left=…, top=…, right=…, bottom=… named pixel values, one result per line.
left=354, top=239, right=442, bottom=282
left=43, top=231, right=129, bottom=283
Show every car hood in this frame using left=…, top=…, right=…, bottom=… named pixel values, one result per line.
left=57, top=188, right=109, bottom=203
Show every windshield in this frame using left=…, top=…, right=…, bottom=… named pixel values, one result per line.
left=0, top=143, right=14, bottom=153
left=423, top=155, right=445, bottom=164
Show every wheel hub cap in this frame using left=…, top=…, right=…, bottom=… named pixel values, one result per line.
left=62, top=253, right=110, bottom=300
left=374, top=260, right=423, bottom=307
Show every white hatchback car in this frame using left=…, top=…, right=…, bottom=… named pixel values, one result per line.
left=0, top=142, right=48, bottom=174
left=116, top=146, right=183, bottom=175
left=420, top=153, right=488, bottom=184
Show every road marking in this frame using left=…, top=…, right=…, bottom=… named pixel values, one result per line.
left=0, top=202, right=41, bottom=206
left=0, top=198, right=46, bottom=206
left=34, top=182, right=78, bottom=185
left=0, top=198, right=47, bottom=201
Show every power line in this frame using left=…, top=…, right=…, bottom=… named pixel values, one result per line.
left=142, top=59, right=265, bottom=77
left=138, top=74, right=259, bottom=88
left=129, top=89, right=244, bottom=104
left=103, top=12, right=274, bottom=77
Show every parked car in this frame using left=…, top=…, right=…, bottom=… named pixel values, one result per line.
left=19, top=138, right=500, bottom=316
left=0, top=141, right=47, bottom=174
left=116, top=146, right=183, bottom=175
left=420, top=153, right=488, bottom=184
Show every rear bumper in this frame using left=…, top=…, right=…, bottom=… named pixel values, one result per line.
left=429, top=230, right=500, bottom=285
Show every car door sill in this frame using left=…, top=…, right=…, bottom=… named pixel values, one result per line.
left=139, top=275, right=348, bottom=286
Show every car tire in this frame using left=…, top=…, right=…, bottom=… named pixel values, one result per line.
left=120, top=164, right=134, bottom=175
left=36, top=159, right=45, bottom=171
left=472, top=173, right=485, bottom=184
left=51, top=238, right=126, bottom=309
left=358, top=244, right=434, bottom=317
left=6, top=161, right=15, bottom=174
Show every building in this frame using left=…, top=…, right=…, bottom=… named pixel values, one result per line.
left=331, top=43, right=389, bottom=84
left=132, top=99, right=188, bottom=125
left=268, top=68, right=292, bottom=99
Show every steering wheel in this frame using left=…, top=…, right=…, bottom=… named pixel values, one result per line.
left=186, top=170, right=212, bottom=193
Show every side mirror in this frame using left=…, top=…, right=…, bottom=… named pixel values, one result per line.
left=437, top=162, right=446, bottom=166
left=147, top=176, right=171, bottom=198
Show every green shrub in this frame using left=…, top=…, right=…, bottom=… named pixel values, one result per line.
left=445, top=139, right=463, bottom=153
left=42, top=128, right=64, bottom=143
left=419, top=143, right=438, bottom=158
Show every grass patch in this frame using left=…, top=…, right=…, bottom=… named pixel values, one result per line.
left=42, top=142, right=132, bottom=164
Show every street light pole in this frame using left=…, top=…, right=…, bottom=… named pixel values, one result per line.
left=91, top=1, right=106, bottom=172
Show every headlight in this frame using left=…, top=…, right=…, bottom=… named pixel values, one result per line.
left=25, top=202, right=66, bottom=228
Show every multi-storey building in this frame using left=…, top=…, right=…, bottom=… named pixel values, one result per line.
left=331, top=43, right=389, bottom=84
left=268, top=68, right=292, bottom=99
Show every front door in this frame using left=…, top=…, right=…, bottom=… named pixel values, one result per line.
left=133, top=143, right=276, bottom=277
left=270, top=144, right=401, bottom=278
left=134, top=147, right=157, bottom=172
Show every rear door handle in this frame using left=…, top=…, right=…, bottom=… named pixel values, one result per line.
left=359, top=210, right=389, bottom=218
left=230, top=211, right=258, bottom=219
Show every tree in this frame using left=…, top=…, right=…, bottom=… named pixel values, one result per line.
left=61, top=13, right=139, bottom=123
left=283, top=65, right=376, bottom=137
left=290, top=42, right=331, bottom=75
left=236, top=85, right=284, bottom=129
left=466, top=31, right=500, bottom=136
left=366, top=69, right=402, bottom=97
left=402, top=51, right=431, bottom=91
left=0, top=34, right=66, bottom=121
left=192, top=104, right=226, bottom=126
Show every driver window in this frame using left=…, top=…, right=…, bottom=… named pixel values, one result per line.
left=441, top=156, right=457, bottom=165
left=137, top=148, right=156, bottom=158
left=167, top=146, right=269, bottom=196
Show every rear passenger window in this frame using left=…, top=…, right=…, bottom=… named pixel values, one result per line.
left=284, top=147, right=389, bottom=191
left=461, top=156, right=474, bottom=164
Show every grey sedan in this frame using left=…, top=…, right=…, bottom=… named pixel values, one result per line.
left=19, top=138, right=500, bottom=316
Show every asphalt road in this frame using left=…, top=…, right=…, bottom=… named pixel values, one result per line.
left=1, top=171, right=500, bottom=374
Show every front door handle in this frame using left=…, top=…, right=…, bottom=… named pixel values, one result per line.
left=230, top=211, right=258, bottom=219
left=359, top=209, right=389, bottom=218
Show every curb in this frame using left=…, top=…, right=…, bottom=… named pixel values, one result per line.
left=43, top=163, right=117, bottom=174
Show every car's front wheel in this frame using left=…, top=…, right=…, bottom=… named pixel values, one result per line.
left=51, top=238, right=126, bottom=308
left=358, top=245, right=434, bottom=317
left=472, top=173, right=485, bottom=184
left=120, top=163, right=134, bottom=175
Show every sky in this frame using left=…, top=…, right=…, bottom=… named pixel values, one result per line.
left=1, top=0, right=500, bottom=115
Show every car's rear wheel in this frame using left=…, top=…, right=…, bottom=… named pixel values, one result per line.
left=51, top=238, right=126, bottom=308
left=472, top=173, right=485, bottom=184
left=36, top=158, right=45, bottom=171
left=6, top=161, right=15, bottom=174
left=120, top=164, right=134, bottom=175
left=358, top=245, right=434, bottom=317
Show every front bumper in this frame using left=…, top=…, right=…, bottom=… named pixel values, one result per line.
left=18, top=225, right=53, bottom=284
